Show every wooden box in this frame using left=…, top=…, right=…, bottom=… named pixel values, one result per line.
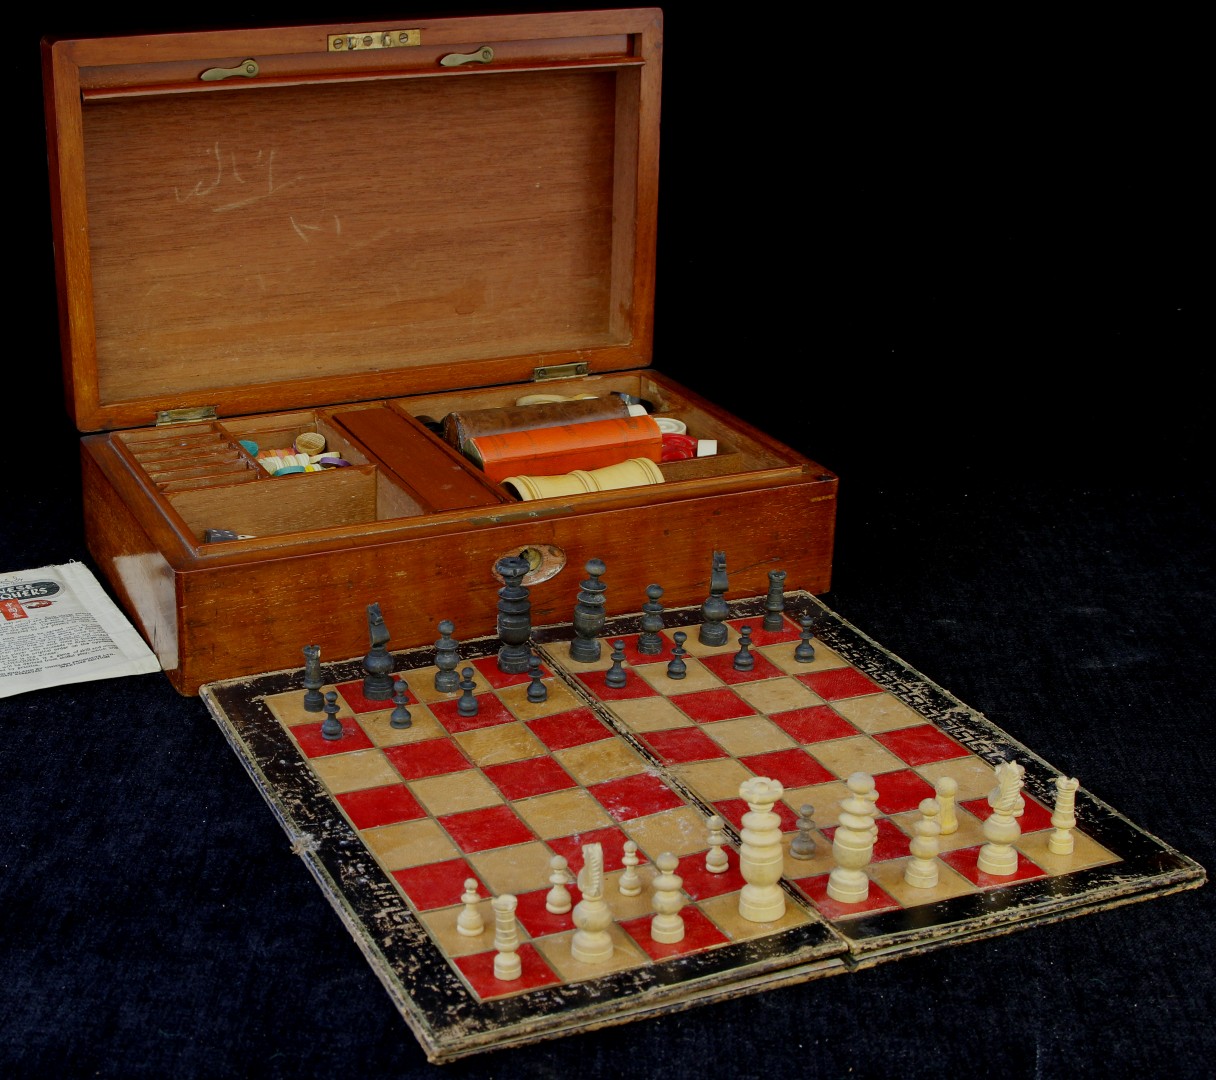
left=42, top=9, right=837, bottom=695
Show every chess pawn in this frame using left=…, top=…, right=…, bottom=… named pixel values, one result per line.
left=733, top=625, right=755, bottom=672
left=904, top=798, right=942, bottom=889
left=794, top=615, right=816, bottom=663
left=1050, top=776, right=1080, bottom=855
left=619, top=841, right=642, bottom=896
left=705, top=814, right=730, bottom=873
left=935, top=776, right=959, bottom=835
left=389, top=679, right=412, bottom=729
left=546, top=855, right=573, bottom=914
left=827, top=772, right=877, bottom=904
left=978, top=761, right=1025, bottom=876
left=457, top=878, right=485, bottom=936
left=650, top=852, right=686, bottom=944
left=571, top=843, right=614, bottom=964
left=790, top=804, right=817, bottom=860
left=321, top=690, right=344, bottom=741
left=737, top=776, right=786, bottom=922
left=604, top=640, right=628, bottom=688
left=526, top=654, right=548, bottom=703
left=492, top=894, right=522, bottom=981
left=666, top=631, right=688, bottom=680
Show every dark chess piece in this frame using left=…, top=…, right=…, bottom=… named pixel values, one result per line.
left=434, top=619, right=460, bottom=692
left=604, top=640, right=628, bottom=688
left=362, top=602, right=395, bottom=700
left=733, top=625, right=755, bottom=671
left=637, top=583, right=665, bottom=655
left=794, top=615, right=817, bottom=663
left=321, top=690, right=344, bottom=741
left=666, top=631, right=688, bottom=680
left=390, top=679, right=413, bottom=729
left=495, top=555, right=533, bottom=675
left=763, top=569, right=787, bottom=632
left=791, top=804, right=817, bottom=859
left=698, top=550, right=729, bottom=647
left=570, top=558, right=607, bottom=663
left=302, top=644, right=324, bottom=712
left=457, top=667, right=479, bottom=717
left=527, top=655, right=548, bottom=703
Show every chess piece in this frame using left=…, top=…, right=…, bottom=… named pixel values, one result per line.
left=492, top=894, right=522, bottom=980
left=457, top=667, right=479, bottom=717
left=827, top=772, right=877, bottom=904
left=978, top=761, right=1025, bottom=876
left=570, top=558, right=607, bottom=663
left=571, top=843, right=614, bottom=963
left=619, top=841, right=642, bottom=896
left=604, top=640, right=628, bottom=688
left=763, top=569, right=787, bottom=631
left=794, top=616, right=816, bottom=663
left=495, top=555, right=532, bottom=674
left=526, top=654, right=548, bottom=703
left=705, top=814, right=729, bottom=873
left=733, top=625, right=755, bottom=671
left=989, top=766, right=1026, bottom=818
left=698, top=550, right=730, bottom=647
left=935, top=776, right=959, bottom=835
left=737, top=776, right=786, bottom=922
left=362, top=602, right=395, bottom=700
left=457, top=878, right=485, bottom=936
left=320, top=690, right=344, bottom=741
left=546, top=855, right=573, bottom=914
left=302, top=644, right=324, bottom=711
left=434, top=619, right=460, bottom=693
left=637, top=583, right=666, bottom=655
left=790, top=804, right=817, bottom=859
left=666, top=631, right=688, bottom=680
left=904, top=798, right=942, bottom=889
left=1050, top=776, right=1080, bottom=855
left=389, top=678, right=412, bottom=729
left=650, top=852, right=685, bottom=943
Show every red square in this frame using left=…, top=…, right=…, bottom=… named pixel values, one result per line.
left=453, top=942, right=562, bottom=999
left=547, top=827, right=641, bottom=875
left=621, top=906, right=731, bottom=961
left=291, top=720, right=374, bottom=758
left=675, top=849, right=746, bottom=901
left=430, top=694, right=517, bottom=734
left=383, top=738, right=471, bottom=782
left=526, top=708, right=613, bottom=751
left=512, top=885, right=584, bottom=938
left=872, top=724, right=970, bottom=766
left=334, top=677, right=416, bottom=713
left=738, top=748, right=835, bottom=788
left=961, top=793, right=1054, bottom=833
left=640, top=728, right=730, bottom=765
left=335, top=784, right=427, bottom=829
left=483, top=756, right=577, bottom=800
left=727, top=615, right=802, bottom=646
left=577, top=668, right=658, bottom=701
left=699, top=649, right=785, bottom=685
left=793, top=873, right=902, bottom=920
left=391, top=857, right=479, bottom=911
left=712, top=797, right=799, bottom=833
left=940, top=845, right=1048, bottom=887
left=769, top=705, right=858, bottom=744
left=471, top=655, right=544, bottom=690
left=671, top=688, right=756, bottom=724
left=797, top=668, right=884, bottom=701
left=823, top=817, right=913, bottom=863
left=871, top=769, right=937, bottom=815
left=588, top=773, right=686, bottom=822
left=439, top=804, right=535, bottom=853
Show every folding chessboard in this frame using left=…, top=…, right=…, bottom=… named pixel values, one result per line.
left=201, top=591, right=1205, bottom=1062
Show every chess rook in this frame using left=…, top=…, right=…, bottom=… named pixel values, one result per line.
left=1050, top=776, right=1080, bottom=855
left=763, top=569, right=787, bottom=631
left=492, top=894, right=522, bottom=980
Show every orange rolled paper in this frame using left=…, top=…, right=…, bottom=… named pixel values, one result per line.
left=465, top=415, right=663, bottom=483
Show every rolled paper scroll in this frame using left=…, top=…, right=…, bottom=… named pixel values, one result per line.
left=443, top=395, right=637, bottom=450
left=502, top=457, right=664, bottom=501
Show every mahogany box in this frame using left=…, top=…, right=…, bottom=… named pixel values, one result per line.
left=42, top=8, right=837, bottom=694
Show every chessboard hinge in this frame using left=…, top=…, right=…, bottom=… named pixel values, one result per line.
left=532, top=362, right=589, bottom=382
left=156, top=406, right=218, bottom=426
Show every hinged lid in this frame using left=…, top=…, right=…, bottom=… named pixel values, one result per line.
left=42, top=9, right=663, bottom=432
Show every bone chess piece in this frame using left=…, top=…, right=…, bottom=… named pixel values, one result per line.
left=492, top=894, right=522, bottom=980
left=827, top=772, right=878, bottom=904
left=650, top=852, right=686, bottom=943
left=571, top=843, right=614, bottom=963
left=546, top=855, right=573, bottom=914
left=935, top=776, right=959, bottom=835
left=619, top=841, right=642, bottom=896
left=737, top=776, right=786, bottom=922
left=978, top=760, right=1025, bottom=876
left=790, top=804, right=817, bottom=860
left=904, top=798, right=942, bottom=889
left=457, top=878, right=485, bottom=936
left=1050, top=776, right=1080, bottom=855
left=705, top=814, right=730, bottom=873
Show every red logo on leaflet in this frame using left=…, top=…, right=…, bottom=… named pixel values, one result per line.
left=0, top=599, right=27, bottom=621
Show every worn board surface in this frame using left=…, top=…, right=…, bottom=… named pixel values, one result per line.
left=201, top=589, right=1205, bottom=1062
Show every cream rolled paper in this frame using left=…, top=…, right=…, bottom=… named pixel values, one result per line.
left=502, top=457, right=664, bottom=501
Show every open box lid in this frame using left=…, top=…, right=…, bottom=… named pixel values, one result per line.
left=42, top=9, right=663, bottom=433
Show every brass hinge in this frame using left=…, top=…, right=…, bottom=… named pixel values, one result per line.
left=328, top=29, right=421, bottom=52
left=532, top=362, right=589, bottom=382
left=156, top=406, right=218, bottom=426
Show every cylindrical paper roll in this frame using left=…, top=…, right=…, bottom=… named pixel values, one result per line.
left=502, top=457, right=663, bottom=501
left=442, top=396, right=632, bottom=449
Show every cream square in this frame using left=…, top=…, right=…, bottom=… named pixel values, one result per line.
left=409, top=770, right=504, bottom=816
left=362, top=818, right=459, bottom=871
left=311, top=748, right=400, bottom=794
